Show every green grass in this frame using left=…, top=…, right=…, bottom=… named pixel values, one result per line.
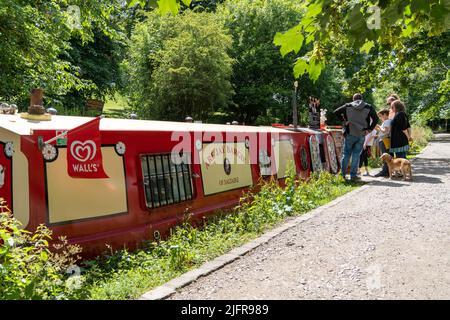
left=74, top=172, right=358, bottom=300
left=103, top=93, right=129, bottom=118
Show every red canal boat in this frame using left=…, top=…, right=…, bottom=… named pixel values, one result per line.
left=0, top=113, right=340, bottom=256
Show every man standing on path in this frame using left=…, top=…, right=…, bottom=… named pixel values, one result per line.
left=334, top=93, right=379, bottom=181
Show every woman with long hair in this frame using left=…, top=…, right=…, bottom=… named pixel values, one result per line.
left=389, top=100, right=412, bottom=159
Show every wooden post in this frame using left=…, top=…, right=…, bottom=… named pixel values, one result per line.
left=293, top=81, right=298, bottom=130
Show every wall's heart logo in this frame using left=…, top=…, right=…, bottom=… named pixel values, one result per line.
left=70, top=140, right=97, bottom=162
left=66, top=117, right=108, bottom=179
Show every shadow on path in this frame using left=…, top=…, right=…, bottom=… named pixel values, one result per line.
left=410, top=157, right=450, bottom=179
left=431, top=134, right=450, bottom=142
left=367, top=179, right=412, bottom=187
left=367, top=151, right=448, bottom=186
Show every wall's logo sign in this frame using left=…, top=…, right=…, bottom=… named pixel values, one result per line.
left=70, top=140, right=97, bottom=163
left=66, top=117, right=108, bottom=178
left=0, top=164, right=5, bottom=188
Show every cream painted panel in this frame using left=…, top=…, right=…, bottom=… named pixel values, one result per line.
left=274, top=140, right=295, bottom=178
left=200, top=142, right=253, bottom=196
left=46, top=147, right=127, bottom=224
left=0, top=128, right=30, bottom=227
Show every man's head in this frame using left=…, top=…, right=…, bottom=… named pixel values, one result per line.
left=353, top=93, right=363, bottom=101
left=377, top=109, right=390, bottom=121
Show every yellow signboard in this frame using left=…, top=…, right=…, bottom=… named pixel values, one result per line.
left=274, top=140, right=295, bottom=178
left=200, top=142, right=253, bottom=195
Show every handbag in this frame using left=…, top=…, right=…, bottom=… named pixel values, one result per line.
left=382, top=137, right=391, bottom=150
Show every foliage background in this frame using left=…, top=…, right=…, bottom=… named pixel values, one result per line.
left=0, top=0, right=448, bottom=124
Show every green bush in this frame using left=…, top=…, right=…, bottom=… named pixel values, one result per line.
left=368, top=154, right=382, bottom=168
left=0, top=200, right=83, bottom=300
left=410, top=125, right=434, bottom=154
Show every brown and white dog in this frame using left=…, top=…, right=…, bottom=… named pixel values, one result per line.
left=380, top=153, right=413, bottom=181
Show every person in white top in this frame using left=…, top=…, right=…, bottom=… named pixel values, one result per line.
left=374, top=108, right=393, bottom=177
left=359, top=128, right=377, bottom=176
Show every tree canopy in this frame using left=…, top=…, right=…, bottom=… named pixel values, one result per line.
left=272, top=0, right=449, bottom=79
left=123, top=10, right=234, bottom=121
left=128, top=0, right=449, bottom=123
left=0, top=0, right=125, bottom=109
left=1, top=0, right=448, bottom=125
left=271, top=0, right=449, bottom=121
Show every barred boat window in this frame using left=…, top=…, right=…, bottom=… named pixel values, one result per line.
left=141, top=153, right=193, bottom=208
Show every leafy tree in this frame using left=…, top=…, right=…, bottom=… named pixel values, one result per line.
left=123, top=10, right=234, bottom=121
left=273, top=0, right=450, bottom=80
left=52, top=28, right=126, bottom=113
left=0, top=0, right=124, bottom=110
left=350, top=30, right=449, bottom=123
left=218, top=0, right=354, bottom=125
left=128, top=0, right=225, bottom=13
left=272, top=0, right=449, bottom=122
left=131, top=0, right=368, bottom=125
left=128, top=0, right=192, bottom=15
left=185, top=0, right=225, bottom=11
left=215, top=0, right=302, bottom=124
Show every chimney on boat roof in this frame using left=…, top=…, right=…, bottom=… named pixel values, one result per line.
left=29, top=88, right=45, bottom=115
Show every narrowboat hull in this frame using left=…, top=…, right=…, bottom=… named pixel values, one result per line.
left=0, top=115, right=339, bottom=257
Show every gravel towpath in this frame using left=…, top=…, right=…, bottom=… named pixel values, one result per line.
left=169, top=134, right=450, bottom=300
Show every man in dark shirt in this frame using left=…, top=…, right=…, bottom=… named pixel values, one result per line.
left=334, top=93, right=379, bottom=181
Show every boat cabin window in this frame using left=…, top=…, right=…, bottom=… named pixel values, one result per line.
left=140, top=154, right=193, bottom=208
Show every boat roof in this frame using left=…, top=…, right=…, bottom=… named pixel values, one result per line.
left=0, top=113, right=296, bottom=136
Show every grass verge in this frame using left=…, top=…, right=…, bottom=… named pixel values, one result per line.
left=77, top=172, right=358, bottom=300
left=103, top=93, right=129, bottom=118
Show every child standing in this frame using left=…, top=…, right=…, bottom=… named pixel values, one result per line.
left=359, top=129, right=377, bottom=176
left=374, top=109, right=393, bottom=177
